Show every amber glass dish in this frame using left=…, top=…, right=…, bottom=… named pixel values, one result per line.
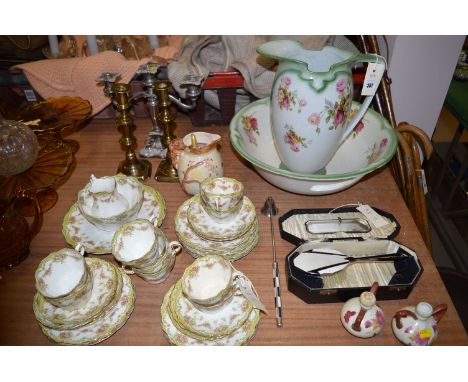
left=0, top=138, right=74, bottom=215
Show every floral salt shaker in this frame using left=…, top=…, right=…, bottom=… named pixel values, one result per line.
left=340, top=282, right=384, bottom=338
left=391, top=302, right=447, bottom=346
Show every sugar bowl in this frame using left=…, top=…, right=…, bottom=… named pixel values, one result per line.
left=77, top=174, right=143, bottom=232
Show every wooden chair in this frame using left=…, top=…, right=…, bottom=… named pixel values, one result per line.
left=354, top=35, right=434, bottom=251
left=396, top=123, right=433, bottom=250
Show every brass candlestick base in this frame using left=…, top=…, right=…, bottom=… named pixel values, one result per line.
left=113, top=83, right=151, bottom=181
left=117, top=157, right=152, bottom=182
left=154, top=160, right=179, bottom=183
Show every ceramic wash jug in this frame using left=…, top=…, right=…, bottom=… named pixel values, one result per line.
left=392, top=302, right=447, bottom=346
left=170, top=132, right=223, bottom=195
left=257, top=40, right=386, bottom=174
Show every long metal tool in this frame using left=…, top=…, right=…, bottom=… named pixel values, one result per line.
left=261, top=197, right=283, bottom=327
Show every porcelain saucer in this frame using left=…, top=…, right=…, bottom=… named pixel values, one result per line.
left=169, top=281, right=253, bottom=340
left=39, top=268, right=134, bottom=345
left=181, top=225, right=259, bottom=261
left=33, top=258, right=120, bottom=330
left=62, top=185, right=166, bottom=254
left=161, top=284, right=260, bottom=346
left=187, top=195, right=256, bottom=241
left=175, top=197, right=259, bottom=260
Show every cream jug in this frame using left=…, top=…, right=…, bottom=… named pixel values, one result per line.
left=170, top=132, right=223, bottom=195
left=257, top=40, right=385, bottom=174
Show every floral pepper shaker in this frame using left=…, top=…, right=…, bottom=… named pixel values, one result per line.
left=391, top=302, right=447, bottom=345
left=340, top=282, right=384, bottom=338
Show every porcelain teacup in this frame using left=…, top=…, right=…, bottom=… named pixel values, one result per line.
left=112, top=218, right=165, bottom=266
left=200, top=177, right=244, bottom=222
left=112, top=218, right=182, bottom=283
left=181, top=255, right=239, bottom=311
left=35, top=245, right=92, bottom=309
left=132, top=241, right=182, bottom=284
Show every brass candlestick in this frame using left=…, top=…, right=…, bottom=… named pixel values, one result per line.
left=97, top=70, right=203, bottom=183
left=113, top=83, right=152, bottom=180
left=153, top=76, right=203, bottom=182
left=154, top=80, right=178, bottom=182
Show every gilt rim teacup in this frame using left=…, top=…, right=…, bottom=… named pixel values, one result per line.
left=111, top=218, right=165, bottom=267
left=35, top=246, right=92, bottom=308
left=200, top=177, right=244, bottom=221
left=181, top=254, right=236, bottom=309
left=126, top=241, right=181, bottom=284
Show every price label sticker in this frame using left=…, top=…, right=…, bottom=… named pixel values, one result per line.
left=357, top=204, right=389, bottom=228
left=235, top=274, right=268, bottom=314
left=419, top=329, right=432, bottom=339
left=361, top=62, right=386, bottom=96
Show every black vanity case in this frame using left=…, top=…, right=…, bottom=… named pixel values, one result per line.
left=279, top=206, right=423, bottom=304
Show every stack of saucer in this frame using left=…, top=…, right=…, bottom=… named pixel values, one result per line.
left=175, top=177, right=259, bottom=261
left=62, top=174, right=166, bottom=254
left=161, top=255, right=261, bottom=345
left=33, top=247, right=134, bottom=345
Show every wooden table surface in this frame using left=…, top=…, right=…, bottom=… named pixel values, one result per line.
left=1, top=114, right=466, bottom=346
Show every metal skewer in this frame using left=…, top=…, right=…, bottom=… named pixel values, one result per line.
left=261, top=197, right=283, bottom=327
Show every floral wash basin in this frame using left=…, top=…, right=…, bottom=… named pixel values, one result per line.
left=229, top=98, right=397, bottom=195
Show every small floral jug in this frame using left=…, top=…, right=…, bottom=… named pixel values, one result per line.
left=392, top=302, right=447, bottom=346
left=170, top=132, right=223, bottom=195
left=340, top=282, right=384, bottom=338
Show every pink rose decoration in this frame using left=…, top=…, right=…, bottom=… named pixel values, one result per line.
left=376, top=310, right=384, bottom=327
left=247, top=131, right=255, bottom=144
left=282, top=97, right=291, bottom=109
left=292, top=145, right=300, bottom=152
left=250, top=117, right=257, bottom=129
left=380, top=138, right=388, bottom=149
left=414, top=334, right=430, bottom=346
left=284, top=76, right=291, bottom=86
left=354, top=121, right=364, bottom=134
left=336, top=78, right=347, bottom=94
left=299, top=99, right=307, bottom=107
left=308, top=113, right=321, bottom=125
left=344, top=310, right=356, bottom=324
left=333, top=110, right=345, bottom=127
